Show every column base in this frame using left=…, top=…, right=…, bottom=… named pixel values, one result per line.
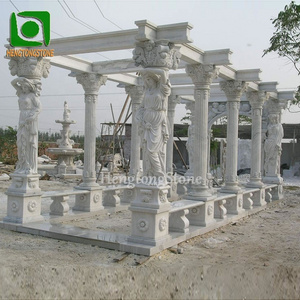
left=78, top=178, right=100, bottom=188
left=263, top=176, right=283, bottom=185
left=247, top=179, right=264, bottom=188
left=5, top=173, right=43, bottom=224
left=73, top=186, right=104, bottom=212
left=186, top=184, right=216, bottom=201
left=220, top=182, right=241, bottom=194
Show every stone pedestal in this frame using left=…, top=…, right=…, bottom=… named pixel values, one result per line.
left=128, top=184, right=171, bottom=246
left=5, top=173, right=43, bottom=223
left=73, top=186, right=104, bottom=212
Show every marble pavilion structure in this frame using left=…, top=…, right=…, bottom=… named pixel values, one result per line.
left=2, top=20, right=295, bottom=255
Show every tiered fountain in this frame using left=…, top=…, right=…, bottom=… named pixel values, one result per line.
left=47, top=101, right=84, bottom=175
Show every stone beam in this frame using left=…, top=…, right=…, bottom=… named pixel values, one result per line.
left=204, top=49, right=232, bottom=65
left=236, top=69, right=261, bottom=82
left=108, top=73, right=138, bottom=85
left=278, top=91, right=296, bottom=101
left=135, top=20, right=194, bottom=43
left=47, top=55, right=93, bottom=73
left=47, top=30, right=138, bottom=56
left=92, top=59, right=141, bottom=74
left=48, top=56, right=138, bottom=85
left=259, top=82, right=278, bottom=92
left=45, top=20, right=193, bottom=56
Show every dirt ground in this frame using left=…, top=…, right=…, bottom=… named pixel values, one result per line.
left=0, top=178, right=300, bottom=300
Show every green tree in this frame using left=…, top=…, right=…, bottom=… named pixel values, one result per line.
left=263, top=1, right=300, bottom=103
left=0, top=126, right=18, bottom=165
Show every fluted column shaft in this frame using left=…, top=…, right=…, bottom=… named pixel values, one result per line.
left=185, top=64, right=219, bottom=198
left=247, top=91, right=268, bottom=187
left=76, top=73, right=107, bottom=187
left=220, top=80, right=248, bottom=193
left=166, top=95, right=180, bottom=174
left=125, top=85, right=144, bottom=178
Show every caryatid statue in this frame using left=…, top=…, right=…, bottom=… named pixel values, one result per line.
left=133, top=40, right=181, bottom=180
left=264, top=113, right=284, bottom=176
left=11, top=77, right=42, bottom=174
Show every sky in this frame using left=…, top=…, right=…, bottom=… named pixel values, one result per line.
left=0, top=0, right=299, bottom=135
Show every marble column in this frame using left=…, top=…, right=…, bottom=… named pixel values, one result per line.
left=73, top=73, right=107, bottom=212
left=75, top=73, right=107, bottom=187
left=185, top=64, right=219, bottom=200
left=247, top=91, right=269, bottom=188
left=125, top=84, right=144, bottom=178
left=220, top=80, right=248, bottom=193
left=185, top=101, right=195, bottom=177
left=5, top=57, right=50, bottom=223
left=166, top=94, right=180, bottom=174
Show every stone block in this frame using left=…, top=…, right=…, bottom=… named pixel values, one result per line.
left=73, top=187, right=104, bottom=212
left=224, top=193, right=245, bottom=215
left=187, top=200, right=215, bottom=227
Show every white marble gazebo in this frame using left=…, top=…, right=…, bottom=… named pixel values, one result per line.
left=2, top=20, right=295, bottom=255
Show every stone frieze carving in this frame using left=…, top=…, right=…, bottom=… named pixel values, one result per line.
left=208, top=102, right=226, bottom=122
left=133, top=40, right=181, bottom=70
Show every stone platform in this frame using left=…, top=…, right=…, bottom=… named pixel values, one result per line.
left=0, top=195, right=278, bottom=256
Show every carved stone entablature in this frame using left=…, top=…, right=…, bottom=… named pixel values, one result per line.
left=239, top=102, right=251, bottom=117
left=76, top=73, right=107, bottom=94
left=208, top=102, right=226, bottom=123
left=247, top=91, right=269, bottom=109
left=220, top=80, right=248, bottom=101
left=185, top=64, right=219, bottom=88
left=125, top=85, right=144, bottom=104
left=133, top=39, right=181, bottom=70
left=9, top=57, right=50, bottom=79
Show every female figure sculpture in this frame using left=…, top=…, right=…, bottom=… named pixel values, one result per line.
left=11, top=77, right=41, bottom=174
left=136, top=68, right=171, bottom=179
left=264, top=113, right=284, bottom=176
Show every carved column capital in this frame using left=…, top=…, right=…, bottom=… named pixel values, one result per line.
left=247, top=91, right=269, bottom=109
left=185, top=64, right=219, bottom=89
left=220, top=80, right=248, bottom=101
left=8, top=57, right=50, bottom=79
left=125, top=85, right=144, bottom=104
left=265, top=98, right=287, bottom=114
left=76, top=73, right=107, bottom=94
left=133, top=39, right=181, bottom=70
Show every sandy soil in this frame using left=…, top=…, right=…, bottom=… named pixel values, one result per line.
left=0, top=178, right=300, bottom=300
